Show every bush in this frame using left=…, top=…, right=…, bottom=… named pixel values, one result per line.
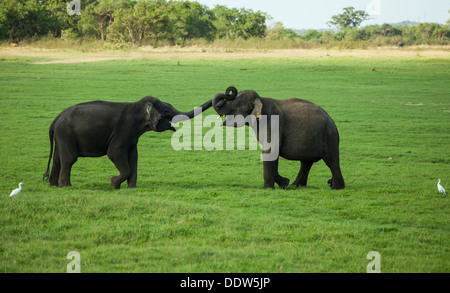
left=0, top=0, right=448, bottom=47
left=61, top=28, right=80, bottom=41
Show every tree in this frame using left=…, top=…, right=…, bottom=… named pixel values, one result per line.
left=327, top=7, right=369, bottom=30
left=302, top=29, right=322, bottom=41
left=237, top=8, right=266, bottom=39
left=40, top=0, right=89, bottom=37
left=108, top=0, right=172, bottom=44
left=80, top=0, right=131, bottom=40
left=0, top=0, right=53, bottom=41
left=0, top=0, right=100, bottom=41
left=415, top=23, right=449, bottom=41
left=212, top=5, right=266, bottom=39
left=211, top=5, right=239, bottom=39
left=167, top=1, right=216, bottom=41
left=266, top=22, right=297, bottom=40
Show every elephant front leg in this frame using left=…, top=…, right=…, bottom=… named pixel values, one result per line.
left=262, top=165, right=275, bottom=189
left=272, top=158, right=290, bottom=189
left=108, top=148, right=131, bottom=189
left=262, top=159, right=285, bottom=189
left=275, top=174, right=290, bottom=189
left=126, top=145, right=138, bottom=188
left=259, top=121, right=287, bottom=189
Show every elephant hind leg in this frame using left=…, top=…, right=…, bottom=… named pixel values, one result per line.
left=292, top=160, right=313, bottom=187
left=323, top=156, right=345, bottom=190
left=58, top=150, right=77, bottom=187
left=49, top=146, right=60, bottom=186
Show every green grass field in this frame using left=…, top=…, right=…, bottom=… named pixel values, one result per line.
left=0, top=49, right=449, bottom=272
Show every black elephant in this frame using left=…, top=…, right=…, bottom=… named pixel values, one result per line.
left=212, top=86, right=345, bottom=190
left=43, top=97, right=212, bottom=189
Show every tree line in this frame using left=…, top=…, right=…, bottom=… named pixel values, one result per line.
left=0, top=1, right=449, bottom=46
left=0, top=0, right=267, bottom=43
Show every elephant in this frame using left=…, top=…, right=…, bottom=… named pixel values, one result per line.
left=212, top=86, right=345, bottom=190
left=43, top=96, right=212, bottom=189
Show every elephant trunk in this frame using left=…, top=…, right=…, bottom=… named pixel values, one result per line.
left=213, top=86, right=238, bottom=110
left=171, top=99, right=212, bottom=122
left=213, top=93, right=227, bottom=110
left=225, top=86, right=238, bottom=99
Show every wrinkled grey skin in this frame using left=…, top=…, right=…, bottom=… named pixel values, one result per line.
left=212, top=86, right=344, bottom=190
left=43, top=97, right=212, bottom=189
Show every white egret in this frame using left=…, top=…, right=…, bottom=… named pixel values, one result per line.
left=437, top=179, right=446, bottom=195
left=9, top=182, right=23, bottom=197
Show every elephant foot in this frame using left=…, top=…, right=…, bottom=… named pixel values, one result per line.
left=286, top=183, right=307, bottom=190
left=277, top=178, right=290, bottom=190
left=329, top=178, right=345, bottom=190
left=110, top=178, right=121, bottom=189
left=331, top=183, right=345, bottom=190
left=57, top=181, right=72, bottom=187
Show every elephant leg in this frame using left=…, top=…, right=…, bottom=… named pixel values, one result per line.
left=292, top=160, right=314, bottom=187
left=58, top=146, right=77, bottom=187
left=127, top=145, right=138, bottom=188
left=263, top=158, right=287, bottom=189
left=275, top=174, right=290, bottom=189
left=49, top=146, right=61, bottom=187
left=273, top=159, right=290, bottom=189
left=108, top=147, right=131, bottom=189
left=262, top=160, right=276, bottom=189
left=323, top=155, right=345, bottom=190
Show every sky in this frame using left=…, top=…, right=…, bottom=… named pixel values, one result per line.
left=195, top=0, right=450, bottom=29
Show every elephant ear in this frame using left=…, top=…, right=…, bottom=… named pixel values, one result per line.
left=144, top=103, right=161, bottom=131
left=251, top=98, right=263, bottom=119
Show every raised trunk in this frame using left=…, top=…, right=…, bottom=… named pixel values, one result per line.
left=213, top=87, right=237, bottom=110
left=212, top=93, right=227, bottom=110
left=171, top=99, right=212, bottom=122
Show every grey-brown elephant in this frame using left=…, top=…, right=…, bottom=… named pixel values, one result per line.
left=43, top=97, right=212, bottom=189
left=212, top=86, right=345, bottom=190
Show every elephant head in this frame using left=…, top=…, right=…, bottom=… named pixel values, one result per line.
left=143, top=97, right=212, bottom=132
left=212, top=86, right=263, bottom=127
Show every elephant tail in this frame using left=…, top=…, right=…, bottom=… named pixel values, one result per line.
left=43, top=122, right=55, bottom=181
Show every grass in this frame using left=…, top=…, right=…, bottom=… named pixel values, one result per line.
left=0, top=49, right=449, bottom=272
left=8, top=35, right=450, bottom=51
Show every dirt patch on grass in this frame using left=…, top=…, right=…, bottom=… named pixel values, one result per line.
left=1, top=45, right=449, bottom=63
left=34, top=57, right=132, bottom=64
left=141, top=45, right=450, bottom=59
